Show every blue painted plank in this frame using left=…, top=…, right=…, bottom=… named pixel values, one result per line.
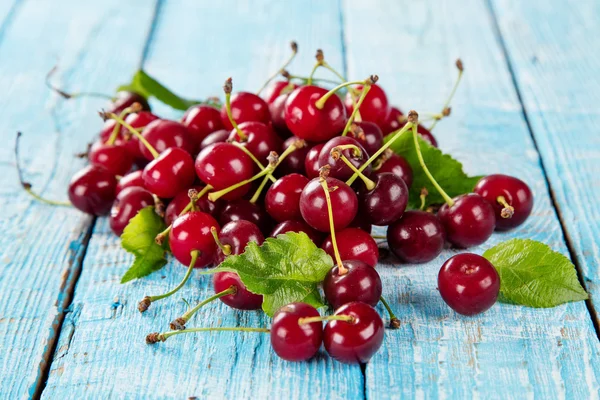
left=42, top=1, right=365, bottom=399
left=490, top=0, right=600, bottom=322
left=0, top=1, right=158, bottom=398
left=341, top=0, right=600, bottom=398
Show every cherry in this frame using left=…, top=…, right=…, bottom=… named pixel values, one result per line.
left=321, top=228, right=379, bottom=268
left=438, top=253, right=500, bottom=316
left=220, top=91, right=270, bottom=130
left=270, top=220, right=324, bottom=245
left=375, top=151, right=413, bottom=188
left=438, top=193, right=496, bottom=248
left=350, top=121, right=383, bottom=157
left=119, top=111, right=160, bottom=160
left=261, top=81, right=298, bottom=104
left=360, top=172, right=408, bottom=226
left=116, top=170, right=145, bottom=194
left=299, top=176, right=358, bottom=232
left=213, top=220, right=264, bottom=264
left=68, top=165, right=117, bottom=216
left=271, top=303, right=322, bottom=362
left=182, top=104, right=224, bottom=145
left=269, top=94, right=293, bottom=139
left=109, top=187, right=154, bottom=236
left=318, top=136, right=371, bottom=181
left=139, top=119, right=195, bottom=160
left=380, top=106, right=404, bottom=135
left=108, top=91, right=150, bottom=114
left=277, top=136, right=310, bottom=176
left=199, top=129, right=230, bottom=150
left=142, top=147, right=196, bottom=199
left=164, top=186, right=223, bottom=225
left=265, top=173, right=309, bottom=222
left=474, top=174, right=533, bottom=230
left=323, top=260, right=382, bottom=309
left=304, top=143, right=325, bottom=179
left=284, top=85, right=346, bottom=142
left=344, top=83, right=389, bottom=126
left=387, top=211, right=445, bottom=263
left=169, top=210, right=220, bottom=268
left=228, top=121, right=282, bottom=164
left=195, top=142, right=254, bottom=201
left=416, top=124, right=438, bottom=147
left=323, top=301, right=384, bottom=364
left=219, top=199, right=273, bottom=235
left=213, top=271, right=263, bottom=309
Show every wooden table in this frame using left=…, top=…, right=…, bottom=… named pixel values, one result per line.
left=1, top=1, right=599, bottom=398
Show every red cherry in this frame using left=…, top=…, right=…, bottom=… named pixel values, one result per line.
left=228, top=121, right=282, bottom=164
left=299, top=177, right=358, bottom=232
left=213, top=271, right=262, bottom=310
left=474, top=174, right=533, bottom=230
left=380, top=106, right=404, bottom=135
left=344, top=84, right=389, bottom=126
left=265, top=173, right=309, bottom=222
left=323, top=260, right=382, bottom=309
left=375, top=152, right=413, bottom=188
left=270, top=220, right=324, bottom=245
left=199, top=129, right=230, bottom=150
left=139, top=119, right=195, bottom=160
left=321, top=228, right=379, bottom=268
left=304, top=143, right=325, bottom=179
left=142, top=148, right=196, bottom=199
left=68, top=165, right=117, bottom=216
left=164, top=185, right=223, bottom=225
left=169, top=211, right=220, bottom=268
left=116, top=170, right=145, bottom=194
left=108, top=91, right=150, bottom=114
left=360, top=173, right=409, bottom=226
left=387, top=211, right=445, bottom=263
left=119, top=111, right=160, bottom=160
left=220, top=92, right=270, bottom=130
left=438, top=193, right=496, bottom=248
left=438, top=253, right=500, bottom=316
left=318, top=136, right=371, bottom=181
left=219, top=199, right=273, bottom=235
left=109, top=187, right=154, bottom=236
left=350, top=121, right=383, bottom=156
left=88, top=141, right=133, bottom=176
left=277, top=136, right=310, bottom=176
left=261, top=81, right=298, bottom=104
left=271, top=302, right=322, bottom=362
left=182, top=104, right=224, bottom=145
left=417, top=125, right=438, bottom=147
left=214, top=220, right=264, bottom=264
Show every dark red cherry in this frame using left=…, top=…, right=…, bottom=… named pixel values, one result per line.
left=169, top=211, right=220, bottom=268
left=261, top=81, right=298, bottom=104
left=199, top=129, right=230, bottom=150
left=438, top=253, right=500, bottom=316
left=119, top=111, right=160, bottom=160
left=300, top=177, right=358, bottom=232
left=284, top=85, right=347, bottom=142
left=164, top=185, right=223, bottom=225
left=375, top=152, right=413, bottom=188
left=271, top=302, right=322, bottom=362
left=304, top=143, right=324, bottom=179
left=182, top=105, right=224, bottom=145
left=88, top=141, right=133, bottom=176
left=270, top=220, right=324, bottom=245
left=360, top=173, right=408, bottom=226
left=350, top=121, right=383, bottom=156
left=344, top=84, right=390, bottom=126
left=220, top=92, right=270, bottom=130
left=417, top=125, right=438, bottom=147
left=265, top=173, right=309, bottom=222
left=68, top=165, right=117, bottom=216
left=108, top=91, right=150, bottom=114
left=228, top=121, right=282, bottom=164
left=380, top=106, right=404, bottom=135
left=139, top=119, right=195, bottom=160
left=109, top=187, right=154, bottom=236
left=387, top=211, right=445, bottom=263
left=116, top=170, right=145, bottom=194
left=269, top=94, right=293, bottom=139
left=318, top=136, right=371, bottom=181
left=195, top=143, right=254, bottom=201
left=142, top=148, right=195, bottom=199
left=213, top=271, right=262, bottom=310
left=219, top=199, right=273, bottom=235
left=215, top=220, right=264, bottom=264
left=324, top=260, right=382, bottom=309
left=438, top=193, right=496, bottom=248
left=321, top=228, right=379, bottom=268
left=277, top=136, right=310, bottom=176
left=474, top=174, right=533, bottom=230
left=324, top=301, right=384, bottom=364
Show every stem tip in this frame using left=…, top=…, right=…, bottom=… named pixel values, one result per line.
left=138, top=296, right=152, bottom=313
left=407, top=110, right=419, bottom=124
left=223, top=77, right=233, bottom=94
left=456, top=58, right=464, bottom=72
left=290, top=41, right=298, bottom=52
left=170, top=317, right=187, bottom=331
left=146, top=332, right=164, bottom=344
left=390, top=318, right=401, bottom=329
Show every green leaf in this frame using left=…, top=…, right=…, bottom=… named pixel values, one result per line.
left=483, top=239, right=588, bottom=307
left=120, top=207, right=168, bottom=283
left=385, top=132, right=482, bottom=209
left=211, top=232, right=333, bottom=316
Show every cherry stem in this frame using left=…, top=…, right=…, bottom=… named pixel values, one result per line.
left=256, top=41, right=298, bottom=95
left=286, top=74, right=341, bottom=86
left=46, top=65, right=113, bottom=100
left=147, top=327, right=270, bottom=344
left=230, top=142, right=276, bottom=183
left=210, top=226, right=231, bottom=256
left=346, top=120, right=414, bottom=186
left=420, top=188, right=428, bottom=211
left=380, top=296, right=401, bottom=329
left=497, top=196, right=515, bottom=218
left=170, top=286, right=237, bottom=330
left=250, top=175, right=271, bottom=204
left=105, top=112, right=159, bottom=159
left=298, top=314, right=354, bottom=325
left=208, top=164, right=275, bottom=202
left=341, top=84, right=371, bottom=135
left=411, top=121, right=454, bottom=207
left=319, top=168, right=347, bottom=275
left=334, top=151, right=375, bottom=191
left=106, top=105, right=136, bottom=145
left=428, top=59, right=464, bottom=132
left=223, top=78, right=248, bottom=141
left=371, top=235, right=386, bottom=239
left=138, top=250, right=200, bottom=313
left=315, top=79, right=367, bottom=110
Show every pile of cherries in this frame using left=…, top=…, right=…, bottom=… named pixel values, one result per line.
left=29, top=46, right=534, bottom=364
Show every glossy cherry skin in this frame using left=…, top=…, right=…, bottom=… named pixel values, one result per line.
left=108, top=91, right=150, bottom=114
left=228, top=121, right=282, bottom=165
left=119, top=111, right=160, bottom=160
left=323, top=301, right=384, bottom=364
left=438, top=193, right=496, bottom=248
left=169, top=211, right=220, bottom=268
left=277, top=136, right=310, bottom=176
left=318, top=136, right=371, bottom=181
left=380, top=106, right=404, bottom=135
left=324, top=260, right=382, bottom=309
left=360, top=173, right=408, bottom=226
left=261, top=81, right=298, bottom=104
left=304, top=143, right=325, bottom=179
left=345, top=84, right=390, bottom=126
left=164, top=185, right=223, bottom=225
left=269, top=94, right=293, bottom=139
left=351, top=121, right=383, bottom=156
left=195, top=142, right=254, bottom=201
left=88, top=142, right=133, bottom=176
left=68, top=165, right=117, bottom=216
left=270, top=220, right=324, bottom=245
left=474, top=174, right=533, bottom=230
left=116, top=170, right=145, bottom=194
left=265, top=173, right=309, bottom=222
left=139, top=119, right=195, bottom=160
left=199, top=129, right=230, bottom=150
left=438, top=253, right=500, bottom=316
left=213, top=271, right=263, bottom=310
left=271, top=302, right=323, bottom=362
left=322, top=228, right=379, bottom=268
left=387, top=211, right=445, bottom=263
left=284, top=85, right=347, bottom=142
left=109, top=187, right=154, bottom=236
left=300, top=177, right=358, bottom=233
left=375, top=152, right=413, bottom=188
left=214, top=220, right=264, bottom=264
left=219, top=199, right=273, bottom=235
left=142, top=147, right=196, bottom=199
left=220, top=92, right=270, bottom=130
left=182, top=104, right=224, bottom=145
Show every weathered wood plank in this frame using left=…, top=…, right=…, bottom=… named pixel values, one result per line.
left=490, top=0, right=600, bottom=323
left=341, top=0, right=600, bottom=398
left=0, top=1, right=158, bottom=398
left=42, top=1, right=365, bottom=399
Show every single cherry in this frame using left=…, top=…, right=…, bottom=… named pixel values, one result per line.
left=140, top=119, right=195, bottom=160
left=116, top=170, right=145, bottom=194
left=213, top=271, right=263, bottom=309
left=304, top=143, right=325, bottom=179
left=164, top=186, right=223, bottom=225
left=219, top=199, right=273, bottom=235
left=88, top=141, right=133, bottom=176
left=321, top=228, right=379, bottom=268
left=68, top=165, right=117, bottom=216
left=142, top=147, right=196, bottom=199
left=300, top=176, right=358, bottom=232
left=380, top=106, right=404, bottom=135
left=271, top=302, right=322, bottom=362
left=228, top=121, right=282, bottom=164
left=199, top=129, right=230, bottom=150
left=220, top=92, right=270, bottom=130
left=375, top=151, right=413, bottom=188
left=277, top=136, right=310, bottom=176
left=438, top=253, right=500, bottom=316
left=474, top=174, right=533, bottom=230
left=387, top=211, right=445, bottom=263
left=265, top=173, right=309, bottom=222
left=323, top=260, right=382, bottom=309
left=108, top=91, right=150, bottom=114
left=169, top=211, right=220, bottom=268
left=360, top=172, right=408, bottom=226
left=438, top=193, right=496, bottom=248
left=213, top=220, right=264, bottom=264
left=109, top=187, right=154, bottom=236
left=344, top=83, right=390, bottom=126
left=270, top=220, right=324, bottom=246
left=182, top=104, right=224, bottom=145
left=318, top=136, right=371, bottom=180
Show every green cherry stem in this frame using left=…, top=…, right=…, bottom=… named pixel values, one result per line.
left=419, top=188, right=428, bottom=211
left=371, top=235, right=386, bottom=239
left=428, top=59, right=464, bottom=132
left=341, top=79, right=375, bottom=135
left=315, top=79, right=369, bottom=110
left=147, top=326, right=270, bottom=344
left=169, top=286, right=237, bottom=330
left=256, top=41, right=298, bottom=95
left=223, top=77, right=248, bottom=141
left=332, top=149, right=376, bottom=191
left=210, top=226, right=232, bottom=256
left=285, top=73, right=341, bottom=86
left=105, top=111, right=159, bottom=159
left=138, top=250, right=200, bottom=313
left=106, top=103, right=140, bottom=145
left=230, top=142, right=277, bottom=183
left=380, top=296, right=401, bottom=329
left=319, top=166, right=347, bottom=275
left=298, top=314, right=355, bottom=325
left=208, top=162, right=275, bottom=202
